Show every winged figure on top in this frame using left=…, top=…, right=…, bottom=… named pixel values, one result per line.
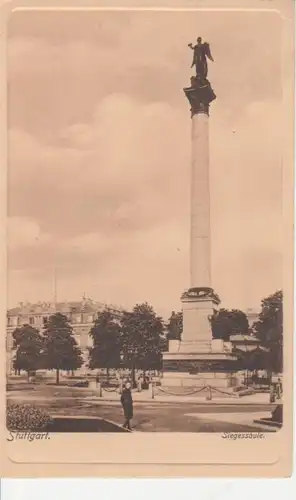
left=188, top=37, right=214, bottom=83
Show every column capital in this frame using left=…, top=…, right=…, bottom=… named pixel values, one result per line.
left=183, top=77, right=216, bottom=117
left=181, top=287, right=221, bottom=306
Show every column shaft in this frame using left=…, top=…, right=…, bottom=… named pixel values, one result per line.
left=190, top=112, right=211, bottom=288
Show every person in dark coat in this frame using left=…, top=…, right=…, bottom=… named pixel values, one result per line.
left=120, top=382, right=133, bottom=430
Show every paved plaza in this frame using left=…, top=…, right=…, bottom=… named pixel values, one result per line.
left=7, top=383, right=277, bottom=433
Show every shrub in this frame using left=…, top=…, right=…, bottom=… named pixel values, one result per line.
left=233, top=385, right=247, bottom=392
left=7, top=404, right=53, bottom=431
left=73, top=380, right=89, bottom=387
left=236, top=388, right=255, bottom=397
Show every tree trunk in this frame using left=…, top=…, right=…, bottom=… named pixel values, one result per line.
left=27, top=371, right=30, bottom=382
left=107, top=367, right=110, bottom=383
left=71, top=370, right=74, bottom=376
left=245, top=369, right=249, bottom=387
left=131, top=360, right=136, bottom=388
left=56, top=368, right=60, bottom=385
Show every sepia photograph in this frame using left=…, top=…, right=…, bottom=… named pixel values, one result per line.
left=5, top=6, right=285, bottom=437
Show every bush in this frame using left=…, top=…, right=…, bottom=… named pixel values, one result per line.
left=233, top=385, right=247, bottom=392
left=73, top=380, right=89, bottom=387
left=7, top=404, right=53, bottom=431
left=237, top=388, right=255, bottom=397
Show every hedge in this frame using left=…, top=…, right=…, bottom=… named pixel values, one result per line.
left=7, top=404, right=53, bottom=431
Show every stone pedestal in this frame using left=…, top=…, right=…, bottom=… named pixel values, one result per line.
left=162, top=342, right=238, bottom=390
left=162, top=371, right=236, bottom=389
left=181, top=289, right=219, bottom=345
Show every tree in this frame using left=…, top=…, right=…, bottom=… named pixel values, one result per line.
left=234, top=346, right=269, bottom=386
left=120, top=303, right=164, bottom=385
left=253, top=290, right=283, bottom=375
left=12, top=325, right=44, bottom=380
left=42, top=313, right=83, bottom=384
left=210, top=308, right=250, bottom=341
left=167, top=311, right=183, bottom=341
left=88, top=309, right=121, bottom=379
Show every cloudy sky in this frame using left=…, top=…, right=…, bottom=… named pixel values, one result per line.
left=7, top=9, right=283, bottom=317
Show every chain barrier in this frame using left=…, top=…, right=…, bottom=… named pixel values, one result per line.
left=103, top=386, right=119, bottom=393
left=95, top=382, right=236, bottom=399
left=154, top=384, right=236, bottom=398
left=154, top=385, right=208, bottom=397
left=210, top=386, right=237, bottom=397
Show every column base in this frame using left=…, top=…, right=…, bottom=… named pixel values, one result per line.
left=180, top=287, right=220, bottom=344
left=162, top=372, right=235, bottom=389
left=162, top=350, right=239, bottom=390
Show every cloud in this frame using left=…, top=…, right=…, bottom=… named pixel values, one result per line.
left=8, top=93, right=190, bottom=235
left=8, top=216, right=51, bottom=251
left=8, top=93, right=282, bottom=315
left=6, top=10, right=283, bottom=315
left=63, top=232, right=111, bottom=256
left=7, top=10, right=282, bottom=138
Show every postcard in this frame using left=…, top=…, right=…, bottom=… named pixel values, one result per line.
left=0, top=0, right=294, bottom=477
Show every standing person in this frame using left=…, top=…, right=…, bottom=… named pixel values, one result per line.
left=120, top=382, right=133, bottom=430
left=270, top=383, right=276, bottom=403
left=277, top=377, right=283, bottom=399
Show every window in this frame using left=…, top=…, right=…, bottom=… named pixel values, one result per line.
left=87, top=315, right=94, bottom=323
left=80, top=334, right=87, bottom=348
left=6, top=334, right=12, bottom=351
left=10, top=317, right=18, bottom=326
left=43, top=317, right=48, bottom=325
left=29, top=316, right=34, bottom=325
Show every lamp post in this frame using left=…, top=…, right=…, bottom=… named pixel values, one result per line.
left=119, top=353, right=124, bottom=393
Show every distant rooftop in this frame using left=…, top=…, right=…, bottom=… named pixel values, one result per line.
left=230, top=334, right=260, bottom=343
left=245, top=308, right=260, bottom=315
left=7, top=297, right=124, bottom=316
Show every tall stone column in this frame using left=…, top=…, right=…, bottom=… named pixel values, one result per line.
left=162, top=43, right=238, bottom=390
left=191, top=108, right=211, bottom=288
left=180, top=81, right=219, bottom=347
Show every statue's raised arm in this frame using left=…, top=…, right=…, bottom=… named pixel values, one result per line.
left=184, top=37, right=216, bottom=112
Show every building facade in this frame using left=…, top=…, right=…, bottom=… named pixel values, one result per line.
left=6, top=297, right=123, bottom=375
left=245, top=308, right=260, bottom=328
left=6, top=301, right=261, bottom=376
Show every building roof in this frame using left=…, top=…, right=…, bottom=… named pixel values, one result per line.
left=230, top=334, right=260, bottom=343
left=245, top=307, right=260, bottom=314
left=234, top=344, right=269, bottom=354
left=7, top=307, right=23, bottom=316
left=7, top=298, right=123, bottom=317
